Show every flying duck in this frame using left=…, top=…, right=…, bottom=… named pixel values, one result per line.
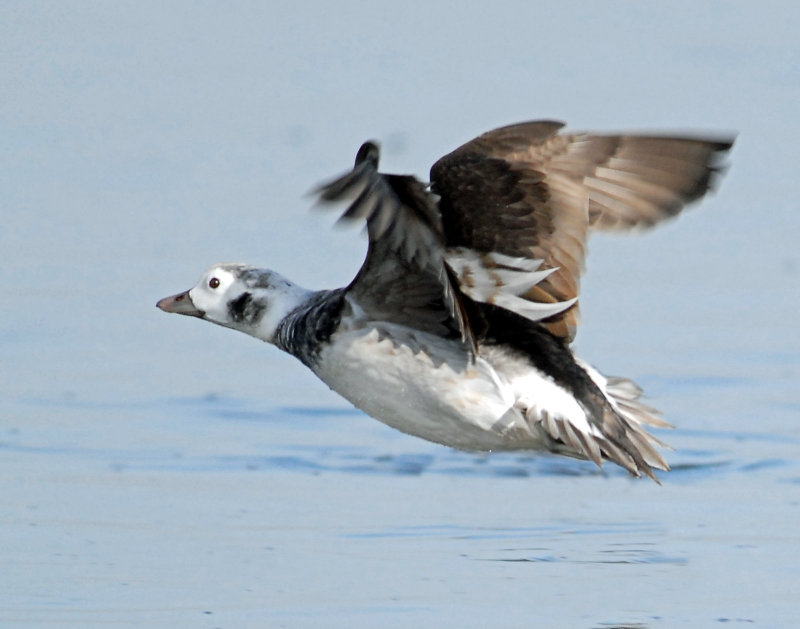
left=157, top=120, right=733, bottom=481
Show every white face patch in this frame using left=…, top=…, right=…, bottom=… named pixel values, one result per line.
left=188, top=265, right=243, bottom=324
left=183, top=263, right=313, bottom=343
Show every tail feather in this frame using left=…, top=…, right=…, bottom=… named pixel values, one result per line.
left=556, top=361, right=674, bottom=481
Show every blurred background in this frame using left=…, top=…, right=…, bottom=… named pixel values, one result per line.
left=2, top=2, right=798, bottom=628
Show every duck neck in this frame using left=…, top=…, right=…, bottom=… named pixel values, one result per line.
left=272, top=288, right=347, bottom=367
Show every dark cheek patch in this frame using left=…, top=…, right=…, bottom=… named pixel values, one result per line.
left=228, top=292, right=265, bottom=325
left=228, top=292, right=251, bottom=323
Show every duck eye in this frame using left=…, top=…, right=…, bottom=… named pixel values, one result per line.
left=208, top=277, right=220, bottom=289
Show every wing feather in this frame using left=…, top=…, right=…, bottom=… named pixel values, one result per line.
left=315, top=122, right=733, bottom=344
left=431, top=121, right=734, bottom=341
left=315, top=142, right=475, bottom=351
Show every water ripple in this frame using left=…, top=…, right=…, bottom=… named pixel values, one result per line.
left=4, top=397, right=797, bottom=484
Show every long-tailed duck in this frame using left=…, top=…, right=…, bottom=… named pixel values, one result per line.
left=157, top=120, right=733, bottom=481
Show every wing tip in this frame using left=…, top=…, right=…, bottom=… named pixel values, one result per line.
left=356, top=141, right=380, bottom=168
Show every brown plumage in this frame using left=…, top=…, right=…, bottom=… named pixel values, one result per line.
left=430, top=120, right=733, bottom=340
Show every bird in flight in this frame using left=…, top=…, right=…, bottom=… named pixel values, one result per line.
left=158, top=120, right=733, bottom=481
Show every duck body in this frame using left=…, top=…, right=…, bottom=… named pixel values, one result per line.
left=158, top=120, right=734, bottom=480
left=282, top=288, right=665, bottom=470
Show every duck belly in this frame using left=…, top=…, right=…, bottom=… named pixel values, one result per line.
left=312, top=325, right=553, bottom=451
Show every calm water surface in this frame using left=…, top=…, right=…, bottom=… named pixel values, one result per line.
left=3, top=3, right=800, bottom=628
left=3, top=392, right=799, bottom=628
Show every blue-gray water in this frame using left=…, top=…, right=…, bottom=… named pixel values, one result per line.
left=2, top=3, right=799, bottom=628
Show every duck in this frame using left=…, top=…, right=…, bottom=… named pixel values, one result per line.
left=157, top=119, right=733, bottom=481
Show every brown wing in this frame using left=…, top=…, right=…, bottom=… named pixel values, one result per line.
left=431, top=120, right=734, bottom=341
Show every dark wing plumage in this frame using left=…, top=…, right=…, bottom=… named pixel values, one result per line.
left=315, top=142, right=476, bottom=352
left=315, top=120, right=733, bottom=346
left=431, top=120, right=734, bottom=340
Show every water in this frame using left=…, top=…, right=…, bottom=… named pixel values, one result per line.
left=4, top=396, right=798, bottom=628
left=3, top=3, right=800, bottom=627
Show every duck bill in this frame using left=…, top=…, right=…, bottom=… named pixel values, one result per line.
left=156, top=290, right=205, bottom=318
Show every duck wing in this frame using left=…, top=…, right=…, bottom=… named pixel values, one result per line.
left=315, top=142, right=477, bottom=351
left=431, top=120, right=734, bottom=341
